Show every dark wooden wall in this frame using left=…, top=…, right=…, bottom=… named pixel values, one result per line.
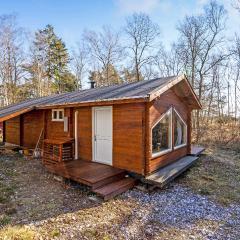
left=113, top=103, right=145, bottom=174
left=146, top=88, right=190, bottom=174
left=4, top=108, right=73, bottom=148
left=76, top=107, right=92, bottom=162
left=5, top=116, right=20, bottom=145
left=45, top=108, right=73, bottom=139
left=75, top=103, right=145, bottom=174
left=22, top=110, right=44, bottom=148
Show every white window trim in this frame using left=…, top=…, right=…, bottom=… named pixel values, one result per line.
left=52, top=109, right=64, bottom=122
left=173, top=108, right=187, bottom=150
left=151, top=108, right=173, bottom=158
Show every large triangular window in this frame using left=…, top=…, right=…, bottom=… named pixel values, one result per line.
left=152, top=108, right=172, bottom=157
left=173, top=109, right=187, bottom=148
left=151, top=107, right=187, bottom=157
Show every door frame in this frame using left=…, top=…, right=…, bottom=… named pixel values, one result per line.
left=92, top=106, right=113, bottom=165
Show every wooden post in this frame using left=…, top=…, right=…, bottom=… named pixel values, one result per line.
left=43, top=110, right=47, bottom=139
left=74, top=110, right=78, bottom=160
left=2, top=121, right=6, bottom=143
left=69, top=108, right=74, bottom=138
left=187, top=110, right=192, bottom=154
left=145, top=102, right=151, bottom=175
left=20, top=115, right=24, bottom=147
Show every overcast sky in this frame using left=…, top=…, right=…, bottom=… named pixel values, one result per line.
left=0, top=0, right=239, bottom=50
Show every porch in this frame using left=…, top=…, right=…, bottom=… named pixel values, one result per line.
left=44, top=159, right=136, bottom=200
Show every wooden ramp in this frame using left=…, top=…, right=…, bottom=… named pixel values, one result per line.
left=190, top=145, right=205, bottom=156
left=44, top=160, right=136, bottom=200
left=143, top=156, right=199, bottom=187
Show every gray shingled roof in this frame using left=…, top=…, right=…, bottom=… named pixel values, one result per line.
left=0, top=76, right=178, bottom=120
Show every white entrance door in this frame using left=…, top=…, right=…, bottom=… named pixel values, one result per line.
left=93, top=106, right=113, bottom=165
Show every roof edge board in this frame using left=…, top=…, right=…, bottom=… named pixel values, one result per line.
left=147, top=74, right=202, bottom=109
left=0, top=107, right=35, bottom=122
left=36, top=96, right=148, bottom=109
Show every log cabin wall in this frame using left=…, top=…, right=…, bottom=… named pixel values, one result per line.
left=113, top=103, right=145, bottom=174
left=147, top=88, right=191, bottom=174
left=44, top=108, right=73, bottom=139
left=22, top=110, right=44, bottom=148
left=5, top=116, right=20, bottom=145
left=75, top=107, right=92, bottom=162
left=75, top=103, right=146, bottom=174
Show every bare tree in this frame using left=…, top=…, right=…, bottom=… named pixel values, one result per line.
left=0, top=14, right=26, bottom=106
left=233, top=0, right=240, bottom=11
left=71, top=42, right=88, bottom=89
left=177, top=0, right=227, bottom=141
left=84, top=26, right=123, bottom=86
left=155, top=44, right=183, bottom=77
left=232, top=35, right=240, bottom=121
left=124, top=13, right=160, bottom=82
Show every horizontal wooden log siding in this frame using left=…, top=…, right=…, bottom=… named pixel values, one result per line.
left=75, top=107, right=92, bottom=162
left=45, top=108, right=73, bottom=139
left=147, top=88, right=191, bottom=174
left=22, top=110, right=44, bottom=148
left=5, top=116, right=20, bottom=145
left=113, top=103, right=145, bottom=174
left=75, top=103, right=145, bottom=174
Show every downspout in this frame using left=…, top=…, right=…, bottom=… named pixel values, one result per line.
left=74, top=110, right=78, bottom=160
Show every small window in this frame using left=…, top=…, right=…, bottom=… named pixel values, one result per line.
left=53, top=111, right=57, bottom=119
left=52, top=109, right=64, bottom=122
left=152, top=109, right=172, bottom=157
left=59, top=111, right=63, bottom=120
left=173, top=110, right=187, bottom=148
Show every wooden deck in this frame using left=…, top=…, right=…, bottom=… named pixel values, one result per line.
left=44, top=160, right=136, bottom=199
left=143, top=155, right=199, bottom=187
left=191, top=145, right=205, bottom=156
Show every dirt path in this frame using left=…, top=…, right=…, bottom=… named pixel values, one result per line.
left=0, top=147, right=239, bottom=239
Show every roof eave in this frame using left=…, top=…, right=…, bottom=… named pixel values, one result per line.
left=0, top=107, right=35, bottom=122
left=36, top=96, right=149, bottom=109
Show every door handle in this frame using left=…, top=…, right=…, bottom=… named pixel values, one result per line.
left=94, top=135, right=96, bottom=141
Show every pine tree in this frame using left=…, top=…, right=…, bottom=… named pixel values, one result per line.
left=27, top=24, right=74, bottom=96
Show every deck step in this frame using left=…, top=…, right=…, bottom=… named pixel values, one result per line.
left=93, top=177, right=136, bottom=200
left=91, top=171, right=126, bottom=190
left=143, top=156, right=199, bottom=187
left=190, top=145, right=205, bottom=156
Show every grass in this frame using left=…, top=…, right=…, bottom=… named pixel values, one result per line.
left=51, top=229, right=60, bottom=237
left=0, top=183, right=16, bottom=204
left=0, top=215, right=11, bottom=227
left=179, top=147, right=240, bottom=205
left=0, top=226, right=36, bottom=240
left=0, top=162, right=17, bottom=204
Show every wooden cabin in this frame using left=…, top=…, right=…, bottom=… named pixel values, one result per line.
left=0, top=75, right=202, bottom=199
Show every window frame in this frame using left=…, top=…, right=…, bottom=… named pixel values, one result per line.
left=173, top=108, right=187, bottom=150
left=151, top=107, right=188, bottom=158
left=151, top=108, right=173, bottom=158
left=52, top=109, right=64, bottom=122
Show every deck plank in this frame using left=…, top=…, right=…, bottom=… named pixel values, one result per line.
left=143, top=155, right=199, bottom=187
left=45, top=159, right=125, bottom=185
left=191, top=145, right=205, bottom=156
left=93, top=178, right=136, bottom=200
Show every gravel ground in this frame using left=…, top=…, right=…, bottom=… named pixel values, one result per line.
left=0, top=149, right=240, bottom=239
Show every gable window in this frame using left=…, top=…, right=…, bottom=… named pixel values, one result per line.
left=151, top=107, right=188, bottom=157
left=52, top=109, right=64, bottom=121
left=152, top=109, right=172, bottom=157
left=173, top=109, right=187, bottom=149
